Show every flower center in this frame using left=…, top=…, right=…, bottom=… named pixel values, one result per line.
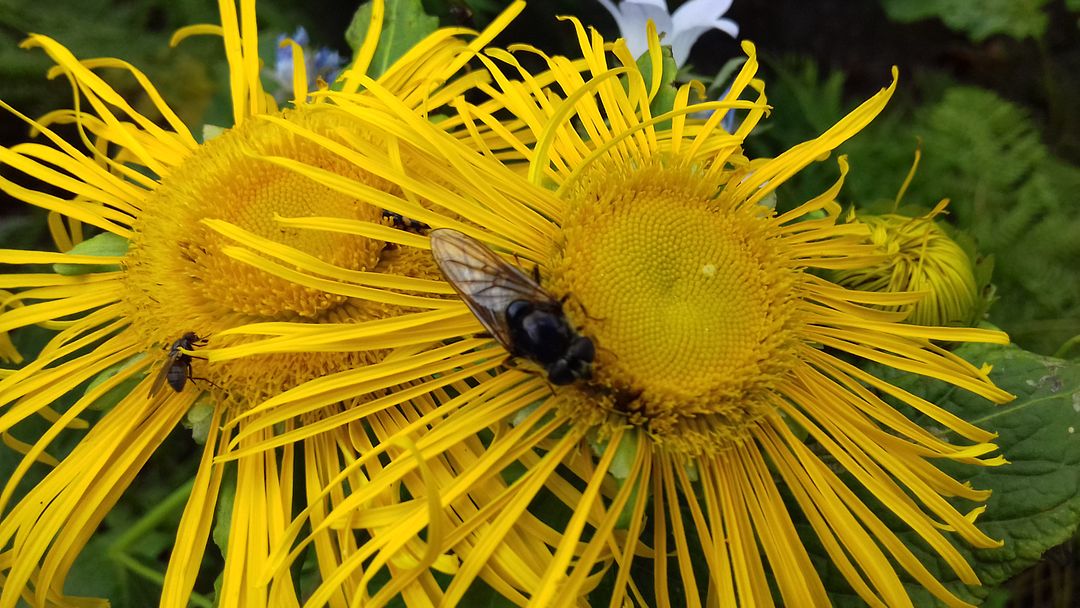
left=549, top=160, right=801, bottom=452
left=123, top=107, right=436, bottom=405
left=131, top=109, right=387, bottom=320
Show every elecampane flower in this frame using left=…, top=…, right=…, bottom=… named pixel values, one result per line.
left=232, top=20, right=1014, bottom=608
left=0, top=0, right=525, bottom=604
left=834, top=201, right=982, bottom=327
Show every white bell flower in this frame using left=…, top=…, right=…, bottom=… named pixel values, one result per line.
left=597, top=0, right=739, bottom=67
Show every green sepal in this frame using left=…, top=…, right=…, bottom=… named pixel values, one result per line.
left=587, top=430, right=645, bottom=529
left=211, top=464, right=237, bottom=558
left=634, top=45, right=679, bottom=131
left=201, top=123, right=227, bottom=142
left=184, top=398, right=215, bottom=445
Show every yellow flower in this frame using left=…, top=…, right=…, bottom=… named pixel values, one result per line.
left=242, top=20, right=1016, bottom=607
left=834, top=201, right=983, bottom=327
left=0, top=0, right=524, bottom=604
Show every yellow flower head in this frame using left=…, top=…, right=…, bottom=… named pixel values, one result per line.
left=835, top=200, right=982, bottom=327
left=0, top=0, right=523, bottom=604
left=240, top=19, right=1016, bottom=608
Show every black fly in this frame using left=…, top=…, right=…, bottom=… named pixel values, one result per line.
left=447, top=0, right=476, bottom=28
left=148, top=332, right=208, bottom=397
left=382, top=210, right=430, bottom=234
left=429, top=228, right=594, bottom=385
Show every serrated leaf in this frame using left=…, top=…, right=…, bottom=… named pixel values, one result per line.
left=921, top=343, right=1080, bottom=589
left=880, top=0, right=1052, bottom=42
left=820, top=342, right=1080, bottom=605
left=52, top=232, right=128, bottom=275
left=344, top=0, right=438, bottom=80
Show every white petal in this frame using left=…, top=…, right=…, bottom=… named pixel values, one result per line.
left=597, top=0, right=632, bottom=34
left=711, top=17, right=740, bottom=39
left=596, top=0, right=625, bottom=22
left=621, top=0, right=672, bottom=12
left=672, top=0, right=734, bottom=30
left=621, top=2, right=675, bottom=34
left=668, top=17, right=739, bottom=65
left=597, top=0, right=675, bottom=59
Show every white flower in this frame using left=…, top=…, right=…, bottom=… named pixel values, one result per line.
left=597, top=0, right=739, bottom=67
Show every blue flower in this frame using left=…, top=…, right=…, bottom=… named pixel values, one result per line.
left=270, top=27, right=346, bottom=103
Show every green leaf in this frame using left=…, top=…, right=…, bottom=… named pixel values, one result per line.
left=344, top=0, right=439, bottom=80
left=879, top=0, right=1052, bottom=42
left=931, top=343, right=1080, bottom=594
left=52, top=232, right=128, bottom=275
left=821, top=342, right=1080, bottom=605
left=589, top=430, right=643, bottom=529
left=64, top=530, right=130, bottom=603
left=703, top=56, right=748, bottom=100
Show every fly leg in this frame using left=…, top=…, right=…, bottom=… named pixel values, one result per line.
left=185, top=354, right=222, bottom=391
left=187, top=368, right=223, bottom=392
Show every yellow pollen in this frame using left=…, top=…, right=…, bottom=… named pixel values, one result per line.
left=549, top=159, right=801, bottom=451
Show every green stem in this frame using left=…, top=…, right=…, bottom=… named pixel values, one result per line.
left=109, top=478, right=195, bottom=551
left=1053, top=334, right=1080, bottom=359
left=106, top=477, right=213, bottom=608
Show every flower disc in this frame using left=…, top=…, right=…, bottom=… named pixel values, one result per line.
left=551, top=159, right=799, bottom=450
left=122, top=107, right=435, bottom=404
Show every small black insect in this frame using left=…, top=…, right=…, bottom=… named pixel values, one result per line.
left=429, top=228, right=594, bottom=385
left=148, top=332, right=208, bottom=397
left=447, top=0, right=476, bottom=28
left=382, top=210, right=430, bottom=234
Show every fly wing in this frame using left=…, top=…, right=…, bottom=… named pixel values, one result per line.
left=147, top=356, right=175, bottom=397
left=430, top=228, right=557, bottom=351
